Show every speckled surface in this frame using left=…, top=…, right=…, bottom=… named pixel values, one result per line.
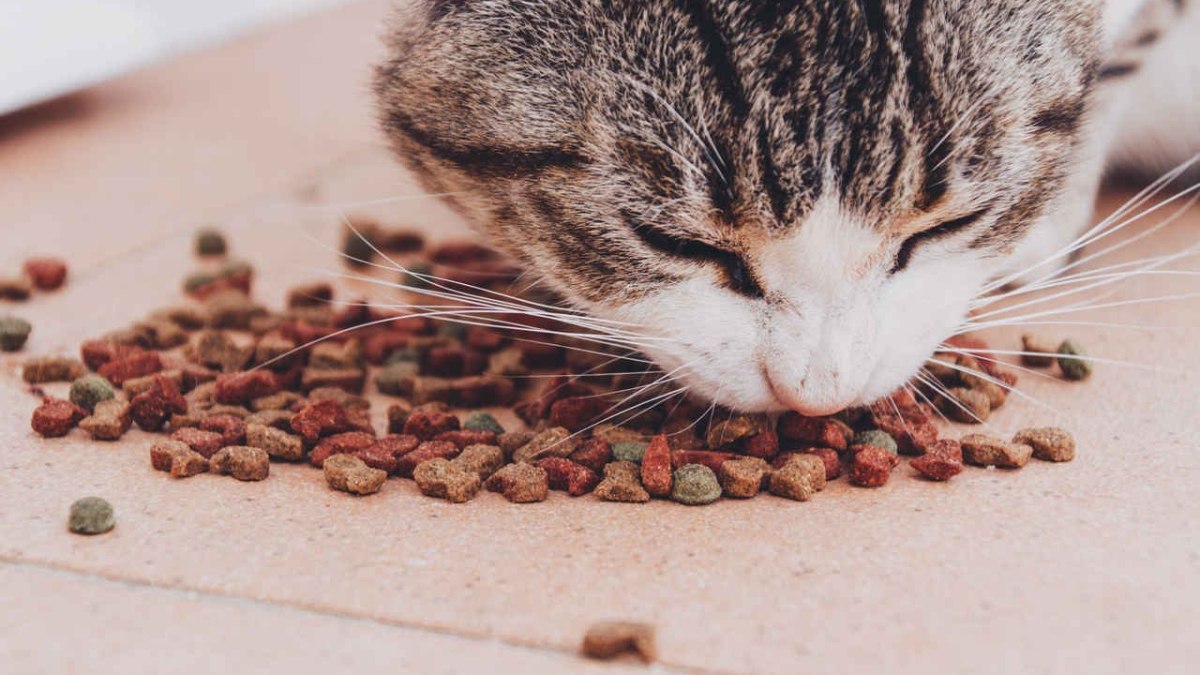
left=1, top=2, right=1197, bottom=673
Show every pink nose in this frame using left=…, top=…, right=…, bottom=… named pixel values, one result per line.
left=765, top=373, right=856, bottom=416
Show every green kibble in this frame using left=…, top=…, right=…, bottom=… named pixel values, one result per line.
left=1056, top=339, right=1093, bottom=381
left=195, top=228, right=227, bottom=256
left=853, top=429, right=898, bottom=455
left=0, top=316, right=32, bottom=351
left=611, top=441, right=649, bottom=463
left=670, top=464, right=722, bottom=506
left=375, top=361, right=419, bottom=397
left=69, top=375, right=116, bottom=412
left=68, top=497, right=115, bottom=535
left=463, top=411, right=505, bottom=435
left=183, top=271, right=218, bottom=293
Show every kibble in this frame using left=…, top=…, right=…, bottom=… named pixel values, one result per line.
left=0, top=316, right=32, bottom=351
left=940, top=387, right=992, bottom=424
left=960, top=434, right=1033, bottom=469
left=150, top=440, right=210, bottom=478
left=670, top=464, right=722, bottom=505
left=611, top=440, right=648, bottom=463
left=1013, top=427, right=1076, bottom=462
left=31, top=397, right=88, bottom=437
left=852, top=429, right=898, bottom=455
left=210, top=446, right=270, bottom=481
left=581, top=621, right=657, bottom=663
left=1056, top=338, right=1093, bottom=381
left=910, top=439, right=964, bottom=481
left=23, top=356, right=85, bottom=384
left=325, top=454, right=387, bottom=495
left=245, top=423, right=305, bottom=461
left=68, top=497, right=115, bottom=535
left=451, top=443, right=505, bottom=480
left=22, top=257, right=68, bottom=290
left=79, top=400, right=132, bottom=441
left=195, top=228, right=228, bottom=256
left=639, top=435, right=672, bottom=498
left=462, top=411, right=505, bottom=435
left=720, top=457, right=770, bottom=498
left=485, top=462, right=549, bottom=503
left=1021, top=333, right=1057, bottom=367
left=69, top=375, right=116, bottom=412
left=0, top=277, right=33, bottom=301
left=414, top=458, right=480, bottom=502
left=848, top=445, right=901, bottom=488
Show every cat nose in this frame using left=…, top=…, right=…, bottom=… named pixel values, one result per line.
left=764, top=370, right=856, bottom=416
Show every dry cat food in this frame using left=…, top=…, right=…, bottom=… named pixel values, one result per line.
left=580, top=621, right=658, bottom=663
left=0, top=316, right=32, bottom=351
left=24, top=230, right=1082, bottom=507
left=68, top=496, right=115, bottom=535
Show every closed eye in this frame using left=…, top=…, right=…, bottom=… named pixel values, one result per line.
left=631, top=223, right=765, bottom=298
left=891, top=208, right=991, bottom=274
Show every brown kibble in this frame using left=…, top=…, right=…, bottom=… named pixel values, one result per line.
left=497, top=430, right=537, bottom=460
left=129, top=375, right=188, bottom=432
left=569, top=437, right=612, bottom=473
left=98, top=352, right=163, bottom=387
left=706, top=413, right=769, bottom=449
left=324, top=454, right=387, bottom=496
left=402, top=405, right=461, bottom=440
left=171, top=427, right=225, bottom=459
left=414, top=458, right=481, bottom=503
left=547, top=396, right=608, bottom=433
left=79, top=400, right=132, bottom=441
left=22, top=257, right=68, bottom=290
left=743, top=431, right=780, bottom=459
left=22, top=356, right=86, bottom=384
left=592, top=461, right=650, bottom=503
left=1021, top=334, right=1057, bottom=367
left=485, top=463, right=550, bottom=503
left=940, top=387, right=992, bottom=424
left=910, top=439, right=965, bottom=481
left=150, top=440, right=209, bottom=478
left=210, top=446, right=270, bottom=481
left=214, top=370, right=279, bottom=405
left=451, top=444, right=506, bottom=480
left=1013, top=427, right=1076, bottom=463
left=362, top=434, right=421, bottom=474
left=395, top=440, right=461, bottom=478
left=639, top=435, right=672, bottom=498
left=291, top=399, right=356, bottom=443
left=581, top=621, right=657, bottom=663
left=386, top=402, right=413, bottom=434
left=848, top=445, right=901, bottom=488
left=187, top=330, right=251, bottom=373
left=31, top=397, right=87, bottom=437
left=720, top=457, right=770, bottom=498
left=799, top=448, right=842, bottom=481
left=512, top=427, right=577, bottom=464
left=961, top=434, right=1033, bottom=469
left=245, top=423, right=305, bottom=461
left=198, top=414, right=247, bottom=447
left=310, top=432, right=377, bottom=468
left=432, top=429, right=497, bottom=450
left=776, top=413, right=849, bottom=451
left=0, top=276, right=33, bottom=300
left=536, top=457, right=601, bottom=496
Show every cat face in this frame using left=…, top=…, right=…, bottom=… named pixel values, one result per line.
left=376, top=0, right=1101, bottom=413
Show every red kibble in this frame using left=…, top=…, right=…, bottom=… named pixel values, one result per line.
left=129, top=376, right=188, bottom=431
left=280, top=321, right=340, bottom=346
left=872, top=411, right=939, bottom=455
left=536, top=457, right=600, bottom=496
left=433, top=429, right=497, bottom=449
left=848, top=445, right=900, bottom=488
left=424, top=346, right=487, bottom=378
left=640, top=435, right=672, bottom=498
left=362, top=331, right=410, bottom=365
left=214, top=370, right=279, bottom=405
left=23, top=257, right=68, bottom=290
left=569, top=438, right=612, bottom=473
left=670, top=450, right=740, bottom=473
left=310, top=432, right=378, bottom=468
left=797, top=448, right=842, bottom=481
left=743, top=431, right=780, bottom=459
left=171, top=427, right=225, bottom=459
left=776, top=413, right=848, bottom=451
left=80, top=340, right=144, bottom=371
left=465, top=326, right=508, bottom=352
left=199, top=414, right=247, bottom=447
left=520, top=341, right=565, bottom=370
left=357, top=434, right=420, bottom=474
left=450, top=375, right=516, bottom=407
left=98, top=352, right=163, bottom=386
left=548, top=396, right=609, bottom=433
left=394, top=440, right=462, bottom=478
left=403, top=408, right=461, bottom=440
left=31, top=397, right=87, bottom=437
left=290, top=399, right=356, bottom=443
left=910, top=439, right=965, bottom=481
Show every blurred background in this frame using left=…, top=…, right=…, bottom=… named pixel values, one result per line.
left=0, top=0, right=354, bottom=114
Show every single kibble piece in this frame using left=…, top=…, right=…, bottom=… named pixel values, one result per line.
left=451, top=444, right=505, bottom=480
left=910, top=439, right=964, bottom=481
left=536, top=457, right=601, bottom=496
left=743, top=431, right=780, bottom=459
left=130, top=375, right=188, bottom=432
left=69, top=375, right=115, bottom=412
left=0, top=316, right=32, bottom=351
left=960, top=434, right=1033, bottom=469
left=31, top=397, right=88, bottom=437
left=569, top=438, right=612, bottom=473
left=325, top=454, right=388, bottom=496
left=640, top=435, right=673, bottom=498
left=68, top=497, right=115, bottom=535
left=1056, top=339, right=1093, bottom=381
left=1012, top=427, right=1076, bottom=462
left=79, top=400, right=132, bottom=441
left=462, top=411, right=505, bottom=435
left=512, top=427, right=577, bottom=464
left=769, top=456, right=823, bottom=501
left=245, top=423, right=305, bottom=461
left=776, top=413, right=849, bottom=451
left=195, top=228, right=228, bottom=256
left=414, top=458, right=481, bottom=503
left=720, top=457, right=770, bottom=498
left=310, top=431, right=377, bottom=468
left=22, top=257, right=68, bottom=290
left=670, top=464, right=722, bottom=506
left=581, top=621, right=657, bottom=663
left=394, top=440, right=461, bottom=477
left=848, top=445, right=901, bottom=488
left=705, top=413, right=768, bottom=449
left=852, top=429, right=898, bottom=455
left=1021, top=334, right=1057, bottom=367
left=485, top=463, right=549, bottom=503
left=593, top=461, right=650, bottom=503
left=0, top=278, right=33, bottom=301
left=611, top=440, right=648, bottom=464
left=941, top=387, right=992, bottom=424
left=22, top=356, right=86, bottom=384
left=171, top=428, right=226, bottom=459
left=150, top=440, right=210, bottom=478
left=210, top=446, right=270, bottom=481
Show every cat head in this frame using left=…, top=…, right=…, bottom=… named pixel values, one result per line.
left=375, top=0, right=1101, bottom=413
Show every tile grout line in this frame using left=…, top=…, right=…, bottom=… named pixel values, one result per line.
left=0, top=556, right=737, bottom=675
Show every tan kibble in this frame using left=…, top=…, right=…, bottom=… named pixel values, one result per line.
left=210, top=446, right=270, bottom=481
left=581, top=621, right=657, bottom=663
left=414, top=458, right=481, bottom=503
left=1013, top=427, right=1076, bottom=462
left=961, top=434, right=1033, bottom=469
left=324, top=454, right=387, bottom=495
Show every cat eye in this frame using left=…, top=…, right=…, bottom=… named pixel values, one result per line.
left=630, top=223, right=765, bottom=298
left=891, top=208, right=991, bottom=274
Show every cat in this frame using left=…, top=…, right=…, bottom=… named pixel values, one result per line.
left=374, top=0, right=1198, bottom=415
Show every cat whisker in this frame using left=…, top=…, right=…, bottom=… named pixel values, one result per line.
left=925, top=356, right=1065, bottom=419
left=938, top=346, right=1175, bottom=374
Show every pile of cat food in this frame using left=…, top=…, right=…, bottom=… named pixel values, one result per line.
left=17, top=225, right=1084, bottom=507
